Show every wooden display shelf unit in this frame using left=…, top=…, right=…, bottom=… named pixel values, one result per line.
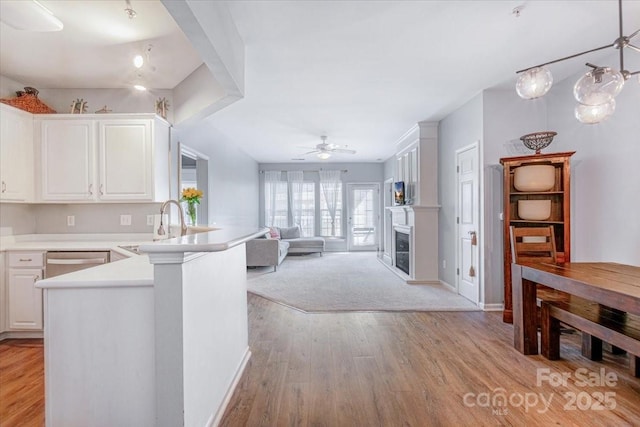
left=500, top=151, right=575, bottom=323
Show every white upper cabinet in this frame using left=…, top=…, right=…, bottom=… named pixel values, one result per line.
left=37, top=114, right=170, bottom=202
left=0, top=104, right=34, bottom=201
left=41, top=119, right=95, bottom=201
left=98, top=119, right=152, bottom=200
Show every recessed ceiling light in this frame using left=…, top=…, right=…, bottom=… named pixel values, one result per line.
left=133, top=84, right=147, bottom=91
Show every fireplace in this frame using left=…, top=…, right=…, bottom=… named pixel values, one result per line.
left=395, top=231, right=410, bottom=275
left=393, top=225, right=411, bottom=276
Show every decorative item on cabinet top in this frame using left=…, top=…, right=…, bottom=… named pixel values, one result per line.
left=70, top=99, right=88, bottom=114
left=156, top=97, right=169, bottom=119
left=519, top=131, right=557, bottom=154
left=0, top=86, right=56, bottom=113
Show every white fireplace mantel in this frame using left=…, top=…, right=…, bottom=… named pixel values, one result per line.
left=386, top=205, right=440, bottom=284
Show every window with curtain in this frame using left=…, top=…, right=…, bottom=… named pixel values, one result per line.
left=287, top=171, right=315, bottom=237
left=264, top=171, right=288, bottom=227
left=319, top=170, right=343, bottom=237
left=264, top=169, right=342, bottom=237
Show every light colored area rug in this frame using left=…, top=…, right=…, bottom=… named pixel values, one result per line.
left=246, top=252, right=480, bottom=312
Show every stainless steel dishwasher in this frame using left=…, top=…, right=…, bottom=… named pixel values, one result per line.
left=45, top=251, right=110, bottom=278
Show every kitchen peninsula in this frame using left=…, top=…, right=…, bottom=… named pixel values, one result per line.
left=35, top=226, right=267, bottom=427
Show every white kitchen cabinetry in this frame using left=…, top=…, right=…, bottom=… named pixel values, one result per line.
left=7, top=251, right=44, bottom=331
left=40, top=119, right=95, bottom=200
left=0, top=104, right=34, bottom=201
left=0, top=252, right=6, bottom=334
left=37, top=114, right=170, bottom=202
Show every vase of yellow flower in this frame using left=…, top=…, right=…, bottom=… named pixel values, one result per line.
left=180, top=187, right=203, bottom=226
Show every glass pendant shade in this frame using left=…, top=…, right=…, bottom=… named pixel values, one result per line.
left=516, top=67, right=553, bottom=99
left=574, top=99, right=616, bottom=124
left=573, top=67, right=624, bottom=105
left=317, top=152, right=331, bottom=160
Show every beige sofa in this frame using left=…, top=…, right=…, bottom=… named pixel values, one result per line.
left=245, top=226, right=325, bottom=271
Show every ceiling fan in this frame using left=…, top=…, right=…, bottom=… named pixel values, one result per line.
left=300, top=135, right=356, bottom=160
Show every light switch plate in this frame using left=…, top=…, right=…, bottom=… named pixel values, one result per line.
left=67, top=215, right=75, bottom=227
left=120, top=214, right=132, bottom=226
left=147, top=215, right=154, bottom=226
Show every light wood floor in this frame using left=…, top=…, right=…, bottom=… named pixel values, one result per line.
left=1, top=294, right=639, bottom=426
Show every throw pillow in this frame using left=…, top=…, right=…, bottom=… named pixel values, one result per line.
left=279, top=225, right=300, bottom=239
left=269, top=227, right=281, bottom=239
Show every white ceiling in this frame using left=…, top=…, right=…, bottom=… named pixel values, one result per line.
left=1, top=1, right=639, bottom=163
left=0, top=0, right=202, bottom=89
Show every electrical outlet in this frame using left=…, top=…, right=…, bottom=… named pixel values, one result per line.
left=147, top=215, right=154, bottom=226
left=67, top=215, right=75, bottom=227
left=120, top=214, right=132, bottom=226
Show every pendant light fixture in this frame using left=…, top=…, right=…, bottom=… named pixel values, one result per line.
left=515, top=0, right=639, bottom=124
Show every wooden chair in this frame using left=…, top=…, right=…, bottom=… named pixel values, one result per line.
left=510, top=226, right=571, bottom=315
left=509, top=226, right=556, bottom=264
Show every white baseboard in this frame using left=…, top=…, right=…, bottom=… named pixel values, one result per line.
left=406, top=279, right=441, bottom=285
left=208, top=347, right=252, bottom=427
left=479, top=303, right=504, bottom=311
left=439, top=280, right=456, bottom=292
left=0, top=330, right=44, bottom=341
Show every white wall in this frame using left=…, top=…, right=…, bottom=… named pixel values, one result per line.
left=0, top=75, right=27, bottom=98
left=172, top=64, right=227, bottom=126
left=173, top=123, right=259, bottom=228
left=33, top=88, right=173, bottom=121
left=546, top=54, right=640, bottom=265
left=482, top=90, right=548, bottom=305
left=438, top=89, right=548, bottom=306
left=437, top=93, right=483, bottom=289
left=438, top=51, right=639, bottom=308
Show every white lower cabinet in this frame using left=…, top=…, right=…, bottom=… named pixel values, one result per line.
left=7, top=252, right=44, bottom=331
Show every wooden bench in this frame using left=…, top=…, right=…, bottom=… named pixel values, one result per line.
left=541, top=297, right=640, bottom=377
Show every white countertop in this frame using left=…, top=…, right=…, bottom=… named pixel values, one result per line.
left=36, top=254, right=154, bottom=289
left=1, top=232, right=153, bottom=255
left=139, top=226, right=268, bottom=254
left=6, top=226, right=267, bottom=289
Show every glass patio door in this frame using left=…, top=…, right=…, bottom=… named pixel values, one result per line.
left=347, top=183, right=379, bottom=251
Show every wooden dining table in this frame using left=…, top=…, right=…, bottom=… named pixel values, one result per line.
left=511, top=262, right=640, bottom=355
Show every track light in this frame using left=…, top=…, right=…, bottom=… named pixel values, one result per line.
left=133, top=55, right=144, bottom=68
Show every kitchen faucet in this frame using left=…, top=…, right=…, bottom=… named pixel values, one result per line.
left=157, top=200, right=188, bottom=237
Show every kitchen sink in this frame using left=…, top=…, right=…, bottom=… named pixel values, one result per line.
left=118, top=245, right=141, bottom=255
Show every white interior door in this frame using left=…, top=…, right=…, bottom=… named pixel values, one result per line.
left=456, top=144, right=480, bottom=304
left=347, top=183, right=379, bottom=251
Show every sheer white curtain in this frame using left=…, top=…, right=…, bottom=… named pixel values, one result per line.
left=264, top=171, right=287, bottom=227
left=287, top=171, right=304, bottom=232
left=319, top=170, right=341, bottom=237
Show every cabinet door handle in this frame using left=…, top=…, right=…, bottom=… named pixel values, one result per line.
left=1, top=181, right=6, bottom=193
left=33, top=275, right=40, bottom=283
left=19, top=258, right=33, bottom=262
left=99, top=184, right=104, bottom=195
left=88, top=184, right=93, bottom=196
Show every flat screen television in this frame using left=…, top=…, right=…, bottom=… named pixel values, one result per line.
left=393, top=181, right=405, bottom=206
